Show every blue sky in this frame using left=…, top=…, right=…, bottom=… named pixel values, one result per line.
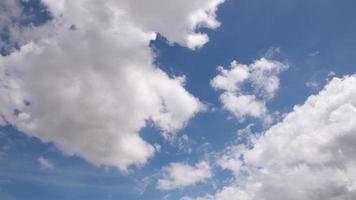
left=1, top=0, right=356, bottom=200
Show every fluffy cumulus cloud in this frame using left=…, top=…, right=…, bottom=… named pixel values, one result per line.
left=187, top=75, right=356, bottom=200
left=0, top=0, right=224, bottom=170
left=157, top=161, right=212, bottom=190
left=211, top=58, right=287, bottom=120
left=42, top=0, right=224, bottom=49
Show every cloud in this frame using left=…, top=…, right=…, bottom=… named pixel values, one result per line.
left=188, top=75, right=356, bottom=200
left=0, top=0, right=52, bottom=54
left=217, top=143, right=247, bottom=176
left=211, top=58, right=288, bottom=120
left=305, top=80, right=320, bottom=88
left=42, top=0, right=224, bottom=50
left=157, top=161, right=212, bottom=190
left=37, top=157, right=55, bottom=169
left=0, top=0, right=23, bottom=52
left=0, top=0, right=223, bottom=170
left=174, top=134, right=194, bottom=154
left=181, top=186, right=250, bottom=200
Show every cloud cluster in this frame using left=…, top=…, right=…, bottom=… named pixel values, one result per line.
left=211, top=58, right=287, bottom=120
left=187, top=75, right=356, bottom=200
left=0, top=0, right=224, bottom=170
left=157, top=161, right=212, bottom=190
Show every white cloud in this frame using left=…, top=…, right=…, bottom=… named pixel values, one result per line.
left=217, top=144, right=247, bottom=176
left=181, top=186, right=250, bottom=200
left=174, top=134, right=194, bottom=154
left=0, top=0, right=52, bottom=53
left=0, top=0, right=23, bottom=52
left=157, top=161, right=212, bottom=190
left=42, top=0, right=224, bottom=50
left=189, top=75, right=356, bottom=200
left=219, top=94, right=267, bottom=119
left=305, top=80, right=320, bottom=88
left=37, top=157, right=55, bottom=169
left=310, top=50, right=320, bottom=57
left=211, top=58, right=287, bottom=120
left=0, top=0, right=223, bottom=170
left=216, top=124, right=255, bottom=176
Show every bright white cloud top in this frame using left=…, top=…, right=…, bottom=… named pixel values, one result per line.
left=186, top=75, right=356, bottom=200
left=157, top=161, right=212, bottom=190
left=0, top=0, right=224, bottom=170
left=211, top=58, right=288, bottom=120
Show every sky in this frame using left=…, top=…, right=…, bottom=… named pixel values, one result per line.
left=1, top=0, right=356, bottom=199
